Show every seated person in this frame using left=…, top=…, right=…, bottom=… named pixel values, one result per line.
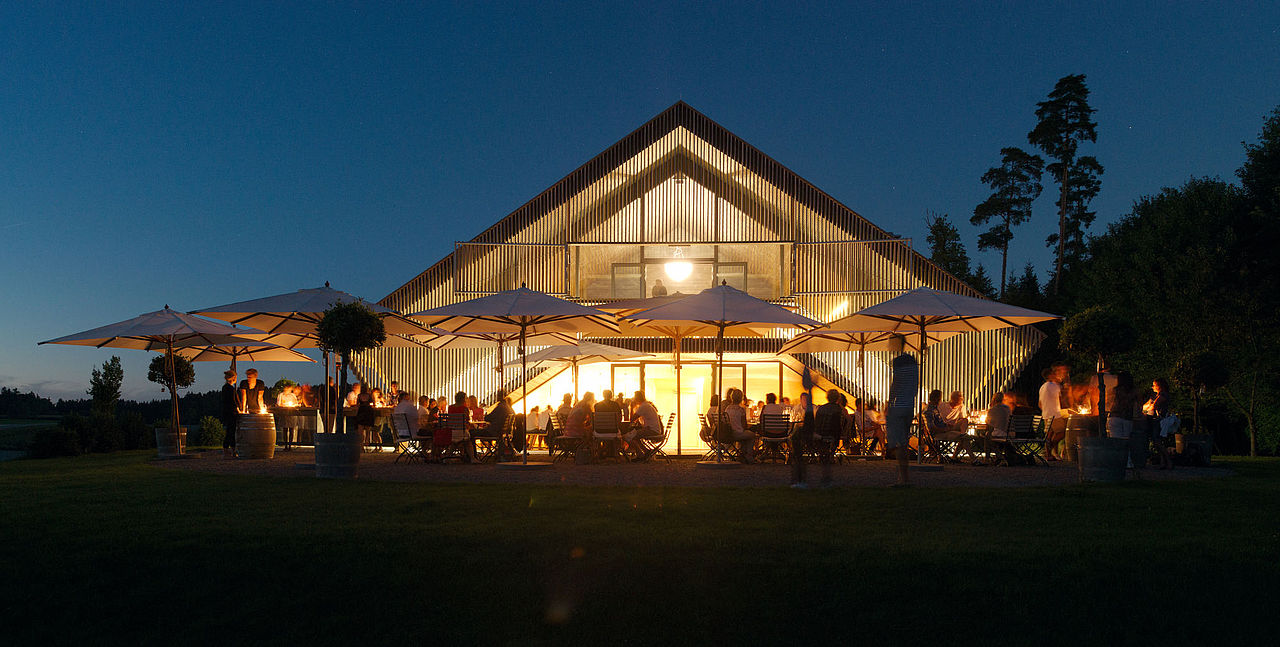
left=438, top=391, right=473, bottom=462
left=276, top=385, right=300, bottom=408
left=417, top=395, right=436, bottom=432
left=556, top=393, right=574, bottom=427
left=370, top=387, right=386, bottom=408
left=563, top=392, right=595, bottom=438
left=623, top=391, right=664, bottom=458
left=923, top=389, right=972, bottom=460
left=344, top=382, right=362, bottom=407
left=853, top=397, right=886, bottom=449
left=813, top=389, right=845, bottom=444
left=466, top=395, right=484, bottom=422
left=938, top=391, right=970, bottom=430
left=355, top=389, right=378, bottom=446
left=702, top=395, right=722, bottom=445
left=985, top=391, right=1014, bottom=439
left=392, top=391, right=419, bottom=439
left=481, top=391, right=512, bottom=436
left=758, top=393, right=789, bottom=437
left=594, top=389, right=622, bottom=426
left=723, top=389, right=757, bottom=463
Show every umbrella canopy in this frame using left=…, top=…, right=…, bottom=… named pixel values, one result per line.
left=40, top=306, right=265, bottom=350
left=421, top=329, right=578, bottom=350
left=410, top=286, right=620, bottom=465
left=624, top=283, right=822, bottom=461
left=778, top=329, right=961, bottom=355
left=410, top=286, right=618, bottom=336
left=503, top=340, right=653, bottom=366
left=503, top=340, right=653, bottom=399
left=39, top=306, right=268, bottom=454
left=827, top=287, right=1059, bottom=333
left=173, top=342, right=314, bottom=369
left=193, top=283, right=433, bottom=348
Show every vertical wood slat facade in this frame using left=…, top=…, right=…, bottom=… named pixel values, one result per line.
left=360, top=102, right=1043, bottom=422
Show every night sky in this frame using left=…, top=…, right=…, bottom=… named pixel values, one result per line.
left=2, top=2, right=1277, bottom=401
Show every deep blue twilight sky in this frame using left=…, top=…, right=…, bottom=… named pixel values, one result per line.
left=1, top=2, right=1277, bottom=401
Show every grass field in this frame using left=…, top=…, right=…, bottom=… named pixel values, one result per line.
left=3, top=453, right=1278, bottom=646
left=0, top=418, right=55, bottom=450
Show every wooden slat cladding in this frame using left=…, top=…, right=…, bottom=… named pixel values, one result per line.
left=361, top=101, right=1045, bottom=430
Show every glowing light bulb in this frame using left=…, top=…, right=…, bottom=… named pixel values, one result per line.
left=664, top=261, right=692, bottom=282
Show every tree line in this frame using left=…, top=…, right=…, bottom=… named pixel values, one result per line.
left=926, top=75, right=1279, bottom=455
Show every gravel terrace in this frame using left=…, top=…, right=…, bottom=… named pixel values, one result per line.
left=158, top=448, right=1232, bottom=488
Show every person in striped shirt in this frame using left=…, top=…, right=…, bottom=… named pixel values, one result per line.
left=885, top=334, right=918, bottom=486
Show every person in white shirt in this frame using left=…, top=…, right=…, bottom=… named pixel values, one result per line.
left=344, top=382, right=362, bottom=407
left=760, top=393, right=785, bottom=417
left=937, top=391, right=970, bottom=434
left=391, top=391, right=420, bottom=439
left=1037, top=364, right=1070, bottom=460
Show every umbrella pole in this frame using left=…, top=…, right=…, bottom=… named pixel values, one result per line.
left=716, top=324, right=725, bottom=463
left=521, top=323, right=528, bottom=465
left=674, top=335, right=682, bottom=457
left=167, top=342, right=182, bottom=454
left=497, top=340, right=505, bottom=389
left=919, top=325, right=928, bottom=464
left=572, top=359, right=579, bottom=403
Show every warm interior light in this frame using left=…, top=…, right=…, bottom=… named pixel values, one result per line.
left=665, top=261, right=692, bottom=282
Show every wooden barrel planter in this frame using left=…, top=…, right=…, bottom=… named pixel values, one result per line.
left=154, top=426, right=188, bottom=458
left=1128, top=428, right=1149, bottom=468
left=237, top=413, right=277, bottom=459
left=315, top=431, right=362, bottom=479
left=1064, top=415, right=1098, bottom=463
left=1078, top=436, right=1128, bottom=483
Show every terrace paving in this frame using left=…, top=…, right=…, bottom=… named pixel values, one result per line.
left=159, top=448, right=1232, bottom=488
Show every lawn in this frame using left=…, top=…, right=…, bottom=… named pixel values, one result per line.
left=2, top=453, right=1278, bottom=646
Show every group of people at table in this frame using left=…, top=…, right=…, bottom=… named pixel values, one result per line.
left=219, top=349, right=1176, bottom=472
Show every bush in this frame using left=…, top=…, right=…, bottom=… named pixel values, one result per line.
left=88, top=411, right=122, bottom=453
left=29, top=426, right=81, bottom=458
left=190, top=416, right=226, bottom=447
left=60, top=413, right=91, bottom=450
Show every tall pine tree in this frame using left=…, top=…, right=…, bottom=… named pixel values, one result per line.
left=972, top=147, right=1043, bottom=297
left=1027, top=74, right=1104, bottom=294
left=925, top=211, right=974, bottom=281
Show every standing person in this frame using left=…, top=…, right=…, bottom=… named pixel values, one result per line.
left=789, top=392, right=816, bottom=487
left=239, top=369, right=267, bottom=414
left=220, top=370, right=239, bottom=458
left=355, top=388, right=377, bottom=448
left=885, top=334, right=918, bottom=487
left=651, top=279, right=668, bottom=297
left=1038, top=365, right=1069, bottom=460
left=1107, top=372, right=1138, bottom=440
left=1144, top=378, right=1173, bottom=469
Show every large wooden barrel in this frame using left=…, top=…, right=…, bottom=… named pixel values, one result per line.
left=1065, top=415, right=1098, bottom=462
left=237, top=413, right=276, bottom=459
left=1078, top=436, right=1128, bottom=483
left=1128, top=428, right=1149, bottom=468
left=315, top=431, right=362, bottom=479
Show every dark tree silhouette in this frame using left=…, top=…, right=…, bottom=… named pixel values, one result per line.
left=1028, top=74, right=1104, bottom=294
left=972, top=147, right=1043, bottom=296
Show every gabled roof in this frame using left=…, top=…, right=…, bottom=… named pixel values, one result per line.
left=382, top=101, right=980, bottom=309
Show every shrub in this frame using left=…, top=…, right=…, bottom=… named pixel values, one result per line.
left=191, top=416, right=226, bottom=447
left=29, top=426, right=81, bottom=458
left=88, top=411, right=122, bottom=453
left=60, top=413, right=91, bottom=450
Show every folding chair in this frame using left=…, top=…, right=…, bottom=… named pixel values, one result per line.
left=1005, top=414, right=1047, bottom=465
left=437, top=414, right=471, bottom=463
left=711, top=412, right=742, bottom=462
left=591, top=411, right=624, bottom=462
left=546, top=413, right=582, bottom=463
left=807, top=408, right=842, bottom=465
left=391, top=412, right=425, bottom=464
left=757, top=414, right=792, bottom=463
left=634, top=412, right=674, bottom=464
left=470, top=419, right=503, bottom=464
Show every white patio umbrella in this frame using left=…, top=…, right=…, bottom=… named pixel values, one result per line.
left=827, top=287, right=1059, bottom=461
left=39, top=306, right=267, bottom=453
left=778, top=329, right=962, bottom=438
left=173, top=341, right=315, bottom=372
left=194, top=283, right=434, bottom=429
left=410, top=285, right=620, bottom=466
left=503, top=340, right=653, bottom=398
left=421, top=328, right=578, bottom=386
left=624, top=283, right=822, bottom=461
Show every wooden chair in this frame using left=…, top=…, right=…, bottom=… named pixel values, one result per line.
left=391, top=412, right=425, bottom=464
left=757, top=414, right=791, bottom=463
left=634, top=412, right=674, bottom=464
left=547, top=413, right=584, bottom=463
left=591, top=410, right=624, bottom=462
left=1005, top=414, right=1047, bottom=465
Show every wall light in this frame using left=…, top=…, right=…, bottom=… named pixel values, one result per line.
left=664, top=261, right=693, bottom=282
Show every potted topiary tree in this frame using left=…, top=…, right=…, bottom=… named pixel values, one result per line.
left=1060, top=306, right=1137, bottom=482
left=1172, top=350, right=1227, bottom=465
left=147, top=351, right=195, bottom=457
left=313, top=301, right=386, bottom=479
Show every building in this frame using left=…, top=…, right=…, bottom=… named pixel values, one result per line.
left=360, top=102, right=1043, bottom=454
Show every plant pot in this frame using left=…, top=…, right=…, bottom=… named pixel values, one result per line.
left=154, top=427, right=187, bottom=458
left=315, top=431, right=362, bottom=479
left=1078, top=436, right=1128, bottom=483
left=236, top=413, right=276, bottom=459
